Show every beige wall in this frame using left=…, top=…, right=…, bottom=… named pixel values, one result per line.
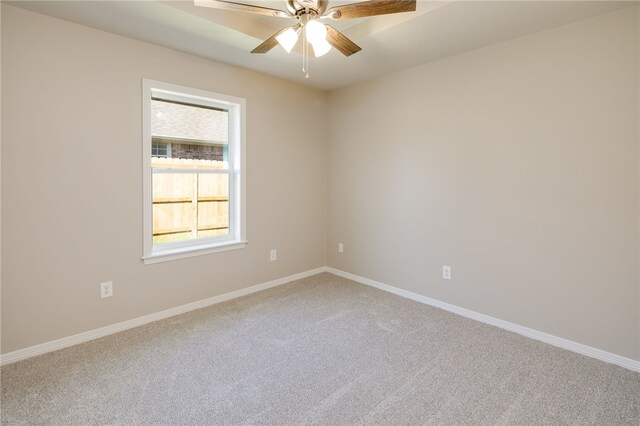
left=1, top=5, right=327, bottom=353
left=327, top=7, right=639, bottom=360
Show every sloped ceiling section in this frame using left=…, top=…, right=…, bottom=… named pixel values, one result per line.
left=6, top=0, right=635, bottom=91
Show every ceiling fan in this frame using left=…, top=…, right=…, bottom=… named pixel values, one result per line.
left=194, top=0, right=417, bottom=75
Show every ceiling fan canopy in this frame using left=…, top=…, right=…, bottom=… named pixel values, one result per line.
left=194, top=0, right=417, bottom=57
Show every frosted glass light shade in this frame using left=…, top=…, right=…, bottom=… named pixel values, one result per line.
left=305, top=20, right=327, bottom=44
left=276, top=27, right=299, bottom=53
left=311, top=38, right=332, bottom=57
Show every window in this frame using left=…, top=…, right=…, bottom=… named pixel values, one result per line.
left=151, top=142, right=170, bottom=158
left=142, top=79, right=246, bottom=264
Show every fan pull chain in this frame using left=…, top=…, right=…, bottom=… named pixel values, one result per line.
left=302, top=9, right=309, bottom=79
left=301, top=15, right=305, bottom=74
left=305, top=41, right=309, bottom=79
left=302, top=31, right=306, bottom=75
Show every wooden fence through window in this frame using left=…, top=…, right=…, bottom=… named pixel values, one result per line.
left=152, top=158, right=229, bottom=238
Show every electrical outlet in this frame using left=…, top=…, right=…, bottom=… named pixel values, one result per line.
left=442, top=265, right=451, bottom=280
left=338, top=243, right=344, bottom=253
left=270, top=249, right=277, bottom=261
left=100, top=281, right=113, bottom=298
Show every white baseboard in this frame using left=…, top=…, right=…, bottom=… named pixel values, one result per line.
left=4, top=266, right=638, bottom=373
left=0, top=267, right=328, bottom=367
left=326, top=267, right=640, bottom=372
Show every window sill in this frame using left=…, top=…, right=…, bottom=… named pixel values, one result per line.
left=142, top=240, right=247, bottom=265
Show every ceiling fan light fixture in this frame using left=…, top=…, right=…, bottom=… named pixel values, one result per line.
left=311, top=38, right=332, bottom=57
left=276, top=27, right=300, bottom=53
left=305, top=19, right=327, bottom=44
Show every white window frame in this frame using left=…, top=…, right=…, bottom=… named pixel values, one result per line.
left=142, top=79, right=246, bottom=264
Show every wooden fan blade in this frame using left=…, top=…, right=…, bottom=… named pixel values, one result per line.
left=325, top=0, right=416, bottom=20
left=194, top=0, right=291, bottom=18
left=251, top=27, right=291, bottom=54
left=325, top=25, right=361, bottom=57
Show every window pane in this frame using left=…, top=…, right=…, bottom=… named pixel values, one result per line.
left=151, top=99, right=229, bottom=156
left=152, top=172, right=229, bottom=245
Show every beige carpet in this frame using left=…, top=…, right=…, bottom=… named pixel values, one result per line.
left=1, top=272, right=639, bottom=425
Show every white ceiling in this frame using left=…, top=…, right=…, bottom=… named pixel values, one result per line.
left=6, top=0, right=636, bottom=91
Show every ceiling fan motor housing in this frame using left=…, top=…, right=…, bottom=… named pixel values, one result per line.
left=287, top=0, right=328, bottom=15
